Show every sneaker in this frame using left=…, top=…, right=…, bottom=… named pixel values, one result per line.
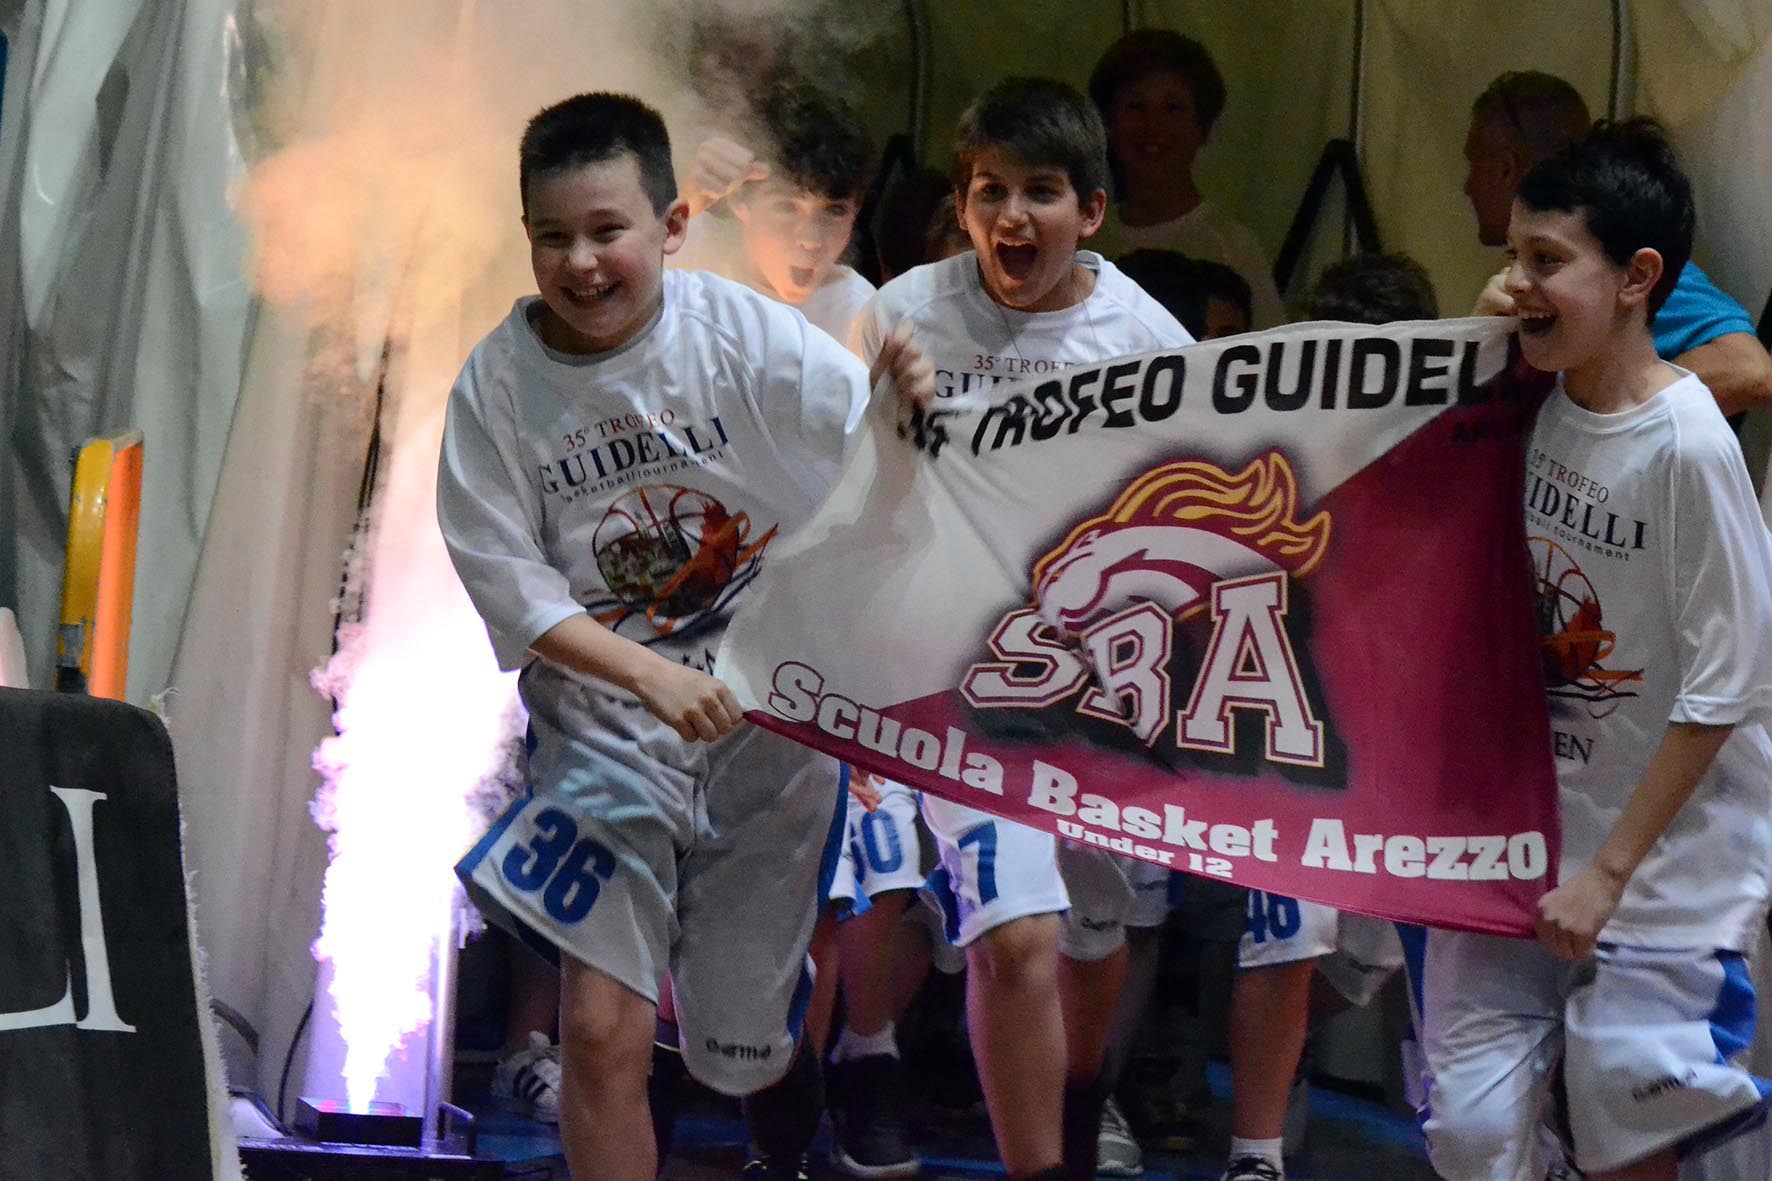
left=490, top=1031, right=561, bottom=1123
left=1221, top=1157, right=1284, bottom=1181
left=742, top=1154, right=811, bottom=1181
left=829, top=1054, right=920, bottom=1178
left=1117, top=1085, right=1202, bottom=1153
left=1096, top=1097, right=1144, bottom=1178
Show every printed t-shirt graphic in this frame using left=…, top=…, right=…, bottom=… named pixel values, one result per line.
left=440, top=268, right=866, bottom=678
left=590, top=483, right=778, bottom=640
left=1524, top=373, right=1772, bottom=952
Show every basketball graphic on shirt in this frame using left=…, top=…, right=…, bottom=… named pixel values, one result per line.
left=591, top=485, right=778, bottom=638
left=1530, top=536, right=1642, bottom=714
left=1031, top=451, right=1332, bottom=638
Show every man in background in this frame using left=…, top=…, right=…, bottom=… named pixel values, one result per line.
left=1464, top=70, right=1772, bottom=417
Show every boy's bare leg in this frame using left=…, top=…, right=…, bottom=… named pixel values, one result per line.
left=1228, top=958, right=1316, bottom=1139
left=837, top=890, right=914, bottom=1035
left=1057, top=944, right=1128, bottom=1181
left=888, top=913, right=935, bottom=1017
left=805, top=908, right=840, bottom=1053
left=560, top=956, right=660, bottom=1181
left=1591, top=1152, right=1676, bottom=1181
left=1057, top=944, right=1128, bottom=1084
left=828, top=890, right=921, bottom=1174
left=968, top=913, right=1066, bottom=1175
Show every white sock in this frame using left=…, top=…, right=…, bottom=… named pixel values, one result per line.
left=831, top=1022, right=897, bottom=1062
left=1229, top=1136, right=1284, bottom=1172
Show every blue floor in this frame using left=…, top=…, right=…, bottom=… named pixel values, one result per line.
left=466, top=1061, right=1436, bottom=1180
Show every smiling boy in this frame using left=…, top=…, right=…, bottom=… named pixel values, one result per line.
left=1422, top=120, right=1772, bottom=1181
left=852, top=77, right=1192, bottom=1181
left=437, top=92, right=927, bottom=1181
left=1462, top=71, right=1772, bottom=415
left=1086, top=30, right=1284, bottom=329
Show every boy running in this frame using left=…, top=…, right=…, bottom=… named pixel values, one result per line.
left=853, top=76, right=1193, bottom=1181
left=1423, top=119, right=1772, bottom=1181
left=438, top=92, right=924, bottom=1181
left=1217, top=253, right=1437, bottom=1181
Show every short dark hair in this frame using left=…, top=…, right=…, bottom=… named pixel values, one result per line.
left=951, top=78, right=1111, bottom=204
left=519, top=92, right=677, bottom=218
left=1304, top=253, right=1439, bottom=324
left=754, top=80, right=873, bottom=203
left=1471, top=71, right=1591, bottom=170
left=1089, top=29, right=1227, bottom=132
left=1115, top=251, right=1254, bottom=339
left=1197, top=260, right=1253, bottom=323
left=1515, top=117, right=1693, bottom=316
left=1115, top=250, right=1209, bottom=338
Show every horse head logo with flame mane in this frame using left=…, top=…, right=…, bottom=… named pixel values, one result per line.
left=1032, top=452, right=1331, bottom=638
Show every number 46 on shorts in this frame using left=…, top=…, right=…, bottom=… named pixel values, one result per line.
left=501, top=807, right=616, bottom=924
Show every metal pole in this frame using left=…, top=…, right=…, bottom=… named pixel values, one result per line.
left=1345, top=0, right=1367, bottom=255
left=901, top=0, right=929, bottom=157
left=422, top=906, right=460, bottom=1148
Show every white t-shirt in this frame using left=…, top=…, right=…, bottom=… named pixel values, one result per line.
left=674, top=215, right=874, bottom=342
left=1092, top=201, right=1285, bottom=330
left=851, top=248, right=1192, bottom=889
left=438, top=269, right=870, bottom=683
left=851, top=250, right=1193, bottom=403
left=1525, top=371, right=1772, bottom=950
left=796, top=267, right=874, bottom=342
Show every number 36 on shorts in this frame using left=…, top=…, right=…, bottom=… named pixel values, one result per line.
left=501, top=807, right=616, bottom=924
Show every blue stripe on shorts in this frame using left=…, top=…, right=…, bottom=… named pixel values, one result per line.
left=1680, top=950, right=1772, bottom=1160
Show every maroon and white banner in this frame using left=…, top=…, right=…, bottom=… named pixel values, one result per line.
left=719, top=319, right=1560, bottom=936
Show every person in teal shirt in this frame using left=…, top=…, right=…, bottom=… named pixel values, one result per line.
left=1464, top=71, right=1772, bottom=415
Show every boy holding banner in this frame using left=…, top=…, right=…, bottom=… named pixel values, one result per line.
left=1422, top=120, right=1772, bottom=1181
left=438, top=92, right=930, bottom=1181
left=676, top=81, right=932, bottom=1178
left=852, top=77, right=1193, bottom=1181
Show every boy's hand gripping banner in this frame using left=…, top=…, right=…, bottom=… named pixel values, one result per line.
left=719, top=320, right=1559, bottom=936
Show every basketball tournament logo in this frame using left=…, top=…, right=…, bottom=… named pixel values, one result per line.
left=1032, top=453, right=1331, bottom=637
left=963, top=453, right=1338, bottom=771
left=1530, top=536, right=1643, bottom=717
left=588, top=484, right=778, bottom=641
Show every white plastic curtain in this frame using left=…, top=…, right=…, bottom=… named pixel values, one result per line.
left=0, top=0, right=251, bottom=700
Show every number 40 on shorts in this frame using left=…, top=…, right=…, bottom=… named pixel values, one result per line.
left=501, top=807, right=616, bottom=924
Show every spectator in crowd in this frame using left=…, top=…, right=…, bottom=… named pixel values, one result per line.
left=1087, top=29, right=1284, bottom=328
left=1465, top=71, right=1772, bottom=415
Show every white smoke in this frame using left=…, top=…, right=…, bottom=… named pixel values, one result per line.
left=234, top=0, right=889, bottom=1113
